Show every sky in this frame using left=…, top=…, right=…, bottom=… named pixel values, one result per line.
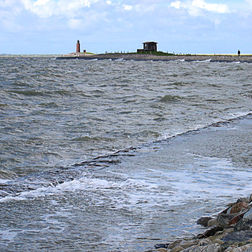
left=0, top=0, right=252, bottom=54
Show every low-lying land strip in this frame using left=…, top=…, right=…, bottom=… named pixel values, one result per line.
left=57, top=53, right=252, bottom=63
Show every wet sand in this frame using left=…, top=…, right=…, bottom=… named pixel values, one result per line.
left=57, top=53, right=252, bottom=63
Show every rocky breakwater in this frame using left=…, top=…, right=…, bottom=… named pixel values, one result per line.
left=150, top=194, right=252, bottom=252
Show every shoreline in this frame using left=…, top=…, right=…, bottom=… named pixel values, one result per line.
left=150, top=194, right=252, bottom=252
left=56, top=53, right=252, bottom=63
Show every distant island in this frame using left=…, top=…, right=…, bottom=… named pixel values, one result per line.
left=56, top=40, right=252, bottom=63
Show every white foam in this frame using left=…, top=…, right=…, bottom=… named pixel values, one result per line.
left=159, top=111, right=251, bottom=142
left=195, top=59, right=211, bottom=63
left=168, top=155, right=252, bottom=202
left=115, top=58, right=124, bottom=62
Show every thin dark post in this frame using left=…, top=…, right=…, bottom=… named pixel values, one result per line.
left=238, top=50, right=240, bottom=56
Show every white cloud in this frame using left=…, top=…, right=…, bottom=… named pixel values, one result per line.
left=170, top=0, right=230, bottom=16
left=123, top=4, right=133, bottom=11
left=21, top=0, right=98, bottom=18
left=192, top=0, right=229, bottom=13
left=68, top=18, right=83, bottom=29
left=171, top=1, right=181, bottom=9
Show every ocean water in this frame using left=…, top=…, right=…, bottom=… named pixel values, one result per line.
left=0, top=57, right=251, bottom=251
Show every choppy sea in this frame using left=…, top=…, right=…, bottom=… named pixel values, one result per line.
left=0, top=57, right=251, bottom=251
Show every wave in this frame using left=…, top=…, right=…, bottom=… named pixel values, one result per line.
left=9, top=90, right=45, bottom=96
left=194, top=59, right=211, bottom=63
left=115, top=58, right=124, bottom=62
left=158, top=111, right=252, bottom=142
left=0, top=112, right=251, bottom=202
left=159, top=95, right=182, bottom=103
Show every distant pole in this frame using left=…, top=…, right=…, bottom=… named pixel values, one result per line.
left=238, top=50, right=240, bottom=56
left=76, top=40, right=80, bottom=53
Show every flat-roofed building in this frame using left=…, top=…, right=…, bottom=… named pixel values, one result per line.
left=137, top=42, right=158, bottom=52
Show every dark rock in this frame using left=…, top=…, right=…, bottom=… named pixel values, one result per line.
left=222, top=230, right=252, bottom=243
left=154, top=243, right=169, bottom=249
left=197, top=226, right=223, bottom=239
left=235, top=219, right=252, bottom=231
left=229, top=213, right=246, bottom=226
left=217, top=213, right=234, bottom=227
left=197, top=217, right=213, bottom=227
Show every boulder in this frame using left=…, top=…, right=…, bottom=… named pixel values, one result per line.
left=197, top=226, right=224, bottom=239
left=228, top=202, right=248, bottom=214
left=235, top=219, right=252, bottom=232
left=183, top=243, right=221, bottom=252
left=225, top=243, right=252, bottom=252
left=222, top=230, right=252, bottom=243
left=197, top=217, right=213, bottom=227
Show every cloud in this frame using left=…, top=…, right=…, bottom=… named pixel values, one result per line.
left=21, top=0, right=98, bottom=18
left=68, top=18, right=83, bottom=29
left=170, top=0, right=230, bottom=16
left=123, top=4, right=133, bottom=11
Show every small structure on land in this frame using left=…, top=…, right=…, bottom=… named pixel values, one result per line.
left=76, top=40, right=80, bottom=53
left=137, top=41, right=158, bottom=53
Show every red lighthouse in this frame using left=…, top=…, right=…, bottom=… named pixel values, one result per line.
left=76, top=40, right=80, bottom=53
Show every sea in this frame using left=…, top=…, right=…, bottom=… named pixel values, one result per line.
left=0, top=56, right=251, bottom=251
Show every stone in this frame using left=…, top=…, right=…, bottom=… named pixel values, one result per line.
left=235, top=219, right=252, bottom=232
left=180, top=240, right=198, bottom=249
left=244, top=208, right=252, bottom=221
left=229, top=202, right=249, bottom=214
left=197, top=226, right=224, bottom=239
left=168, top=240, right=182, bottom=249
left=183, top=244, right=221, bottom=252
left=208, top=218, right=218, bottom=227
left=222, top=230, right=252, bottom=243
left=171, top=246, right=183, bottom=252
left=198, top=238, right=211, bottom=246
left=157, top=248, right=168, bottom=252
left=225, top=244, right=252, bottom=252
left=155, top=244, right=169, bottom=249
left=230, top=214, right=246, bottom=226
left=217, top=213, right=234, bottom=227
left=197, top=217, right=213, bottom=227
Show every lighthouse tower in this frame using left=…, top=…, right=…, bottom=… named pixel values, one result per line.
left=76, top=40, right=80, bottom=53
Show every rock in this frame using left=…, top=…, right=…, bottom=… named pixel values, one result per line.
left=208, top=218, right=218, bottom=227
left=229, top=214, right=246, bottom=226
left=198, top=238, right=211, bottom=246
left=217, top=213, right=234, bottom=227
left=222, top=230, right=252, bottom=243
left=156, top=249, right=168, bottom=252
left=229, top=202, right=249, bottom=214
left=225, top=244, right=252, bottom=252
left=171, top=246, right=183, bottom=252
left=183, top=244, right=221, bottom=252
left=152, top=195, right=252, bottom=252
left=235, top=219, right=252, bottom=231
left=197, top=226, right=224, bottom=239
left=155, top=244, right=169, bottom=249
left=167, top=240, right=182, bottom=249
left=243, top=208, right=252, bottom=221
left=197, top=217, right=213, bottom=227
left=180, top=240, right=198, bottom=249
